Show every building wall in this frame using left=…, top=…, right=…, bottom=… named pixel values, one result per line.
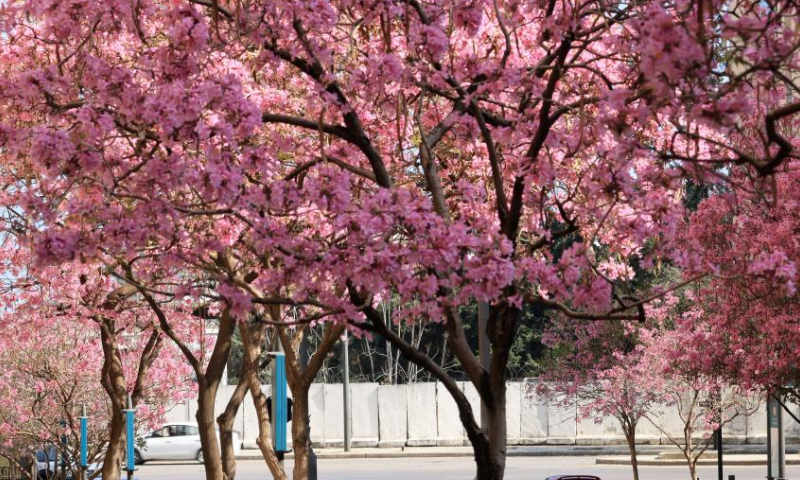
left=161, top=382, right=771, bottom=448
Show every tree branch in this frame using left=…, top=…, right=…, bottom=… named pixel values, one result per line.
left=262, top=113, right=356, bottom=143
left=347, top=282, right=486, bottom=444
left=760, top=100, right=800, bottom=174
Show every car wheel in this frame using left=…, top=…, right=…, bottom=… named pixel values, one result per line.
left=196, top=449, right=204, bottom=464
left=134, top=449, right=145, bottom=465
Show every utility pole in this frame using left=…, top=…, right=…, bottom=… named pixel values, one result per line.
left=767, top=395, right=786, bottom=480
left=716, top=419, right=723, bottom=480
left=711, top=388, right=723, bottom=480
left=478, top=301, right=490, bottom=430
left=343, top=330, right=352, bottom=451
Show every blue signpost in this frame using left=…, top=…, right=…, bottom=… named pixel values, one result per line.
left=272, top=352, right=288, bottom=453
left=124, top=395, right=135, bottom=480
left=79, top=405, right=88, bottom=480
left=268, top=336, right=289, bottom=476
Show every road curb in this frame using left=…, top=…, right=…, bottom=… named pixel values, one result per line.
left=596, top=456, right=800, bottom=466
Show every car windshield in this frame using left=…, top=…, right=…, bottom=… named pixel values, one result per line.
left=35, top=446, right=58, bottom=462
left=175, top=425, right=199, bottom=436
left=152, top=424, right=203, bottom=436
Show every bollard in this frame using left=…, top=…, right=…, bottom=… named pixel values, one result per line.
left=308, top=445, right=318, bottom=480
left=307, top=416, right=318, bottom=480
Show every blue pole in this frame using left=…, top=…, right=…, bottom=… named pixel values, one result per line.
left=78, top=405, right=88, bottom=480
left=124, top=395, right=135, bottom=479
left=273, top=353, right=287, bottom=453
left=125, top=410, right=134, bottom=471
left=79, top=417, right=87, bottom=468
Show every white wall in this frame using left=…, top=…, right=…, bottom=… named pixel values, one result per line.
left=351, top=383, right=380, bottom=447
left=378, top=385, right=407, bottom=447
left=406, top=383, right=437, bottom=446
left=436, top=382, right=464, bottom=446
left=162, top=382, right=774, bottom=448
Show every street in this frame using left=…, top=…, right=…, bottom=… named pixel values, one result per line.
left=136, top=457, right=800, bottom=480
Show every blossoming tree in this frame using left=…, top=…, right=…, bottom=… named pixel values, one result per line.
left=680, top=167, right=800, bottom=403
left=0, top=268, right=192, bottom=480
left=539, top=317, right=659, bottom=480
left=543, top=295, right=762, bottom=480
left=0, top=232, right=194, bottom=480
left=2, top=1, right=800, bottom=479
left=637, top=311, right=761, bottom=480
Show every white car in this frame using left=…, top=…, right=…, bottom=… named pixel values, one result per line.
left=135, top=422, right=241, bottom=463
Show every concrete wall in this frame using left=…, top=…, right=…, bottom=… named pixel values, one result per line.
left=378, top=384, right=407, bottom=447
left=406, top=383, right=437, bottom=446
left=162, top=382, right=775, bottom=448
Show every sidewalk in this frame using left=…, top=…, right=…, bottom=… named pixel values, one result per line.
left=235, top=444, right=800, bottom=461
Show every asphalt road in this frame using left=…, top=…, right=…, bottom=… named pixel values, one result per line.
left=136, top=457, right=800, bottom=480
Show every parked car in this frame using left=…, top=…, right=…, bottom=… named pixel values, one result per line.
left=135, top=422, right=241, bottom=464
left=34, top=445, right=100, bottom=480
left=545, top=477, right=602, bottom=480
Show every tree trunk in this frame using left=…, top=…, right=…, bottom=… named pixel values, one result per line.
left=470, top=304, right=518, bottom=480
left=194, top=310, right=237, bottom=480
left=293, top=331, right=314, bottom=480
left=95, top=286, right=138, bottom=480
left=688, top=458, right=697, bottom=480
left=101, top=403, right=126, bottom=480
left=290, top=386, right=311, bottom=480
left=99, top=320, right=128, bottom=480
left=240, top=321, right=289, bottom=480
left=282, top=322, right=344, bottom=480
left=353, top=297, right=509, bottom=480
left=128, top=268, right=238, bottom=480
left=623, top=423, right=640, bottom=480
left=682, top=437, right=696, bottom=480
left=469, top=429, right=502, bottom=480
left=217, top=379, right=249, bottom=480
left=197, top=380, right=225, bottom=480
left=473, top=383, right=507, bottom=480
left=685, top=425, right=696, bottom=480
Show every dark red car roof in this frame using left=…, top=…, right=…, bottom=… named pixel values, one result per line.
left=545, top=476, right=602, bottom=480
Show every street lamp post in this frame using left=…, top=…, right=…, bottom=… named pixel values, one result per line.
left=716, top=415, right=723, bottom=480
left=767, top=395, right=786, bottom=480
